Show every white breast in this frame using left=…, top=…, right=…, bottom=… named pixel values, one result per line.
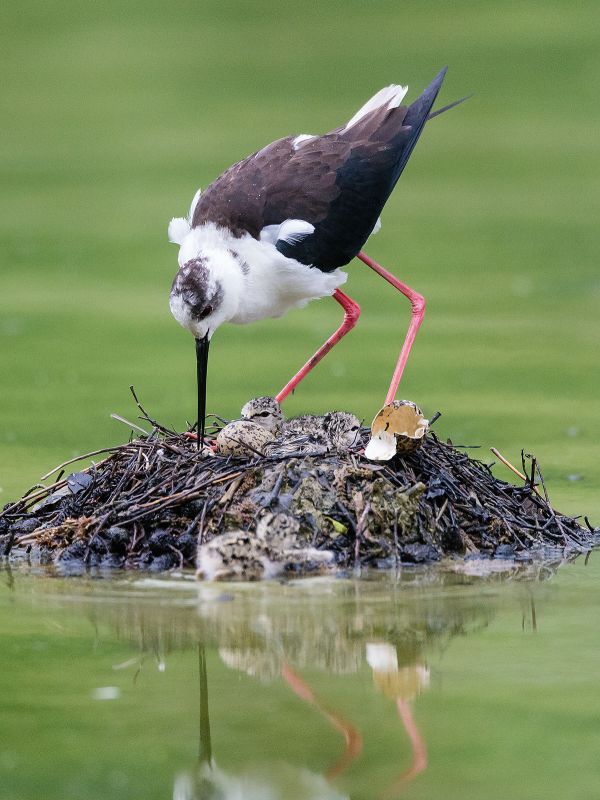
left=175, top=223, right=348, bottom=327
left=231, top=235, right=347, bottom=324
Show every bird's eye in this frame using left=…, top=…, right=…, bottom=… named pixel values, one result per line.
left=256, top=411, right=270, bottom=417
left=198, top=305, right=213, bottom=320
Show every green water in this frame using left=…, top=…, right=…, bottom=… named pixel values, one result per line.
left=2, top=559, right=600, bottom=799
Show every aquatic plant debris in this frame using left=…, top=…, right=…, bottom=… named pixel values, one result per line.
left=0, top=404, right=596, bottom=577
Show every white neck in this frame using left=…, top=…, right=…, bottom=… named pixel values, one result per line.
left=174, top=223, right=347, bottom=333
left=171, top=225, right=244, bottom=337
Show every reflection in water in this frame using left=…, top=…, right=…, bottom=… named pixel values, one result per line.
left=1, top=562, right=559, bottom=799
left=366, top=644, right=429, bottom=793
left=280, top=662, right=363, bottom=781
left=197, top=647, right=212, bottom=765
left=89, top=567, right=550, bottom=799
left=173, top=761, right=348, bottom=800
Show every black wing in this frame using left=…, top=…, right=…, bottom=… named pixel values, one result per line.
left=193, top=68, right=447, bottom=271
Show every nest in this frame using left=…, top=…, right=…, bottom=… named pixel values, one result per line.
left=1, top=399, right=596, bottom=578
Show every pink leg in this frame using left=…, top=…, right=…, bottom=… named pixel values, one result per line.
left=281, top=662, right=363, bottom=780
left=357, top=251, right=426, bottom=405
left=381, top=698, right=428, bottom=796
left=276, top=289, right=361, bottom=404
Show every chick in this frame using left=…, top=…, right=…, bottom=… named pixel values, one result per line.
left=264, top=432, right=329, bottom=458
left=322, top=411, right=362, bottom=449
left=240, top=399, right=361, bottom=456
left=196, top=513, right=333, bottom=581
left=284, top=411, right=362, bottom=450
left=240, top=396, right=284, bottom=435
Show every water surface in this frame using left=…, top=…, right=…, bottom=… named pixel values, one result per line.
left=2, top=559, right=600, bottom=799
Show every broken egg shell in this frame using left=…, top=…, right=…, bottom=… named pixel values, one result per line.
left=215, top=420, right=276, bottom=457
left=364, top=432, right=397, bottom=461
left=365, top=400, right=429, bottom=461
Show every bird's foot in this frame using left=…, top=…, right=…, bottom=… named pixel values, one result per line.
left=184, top=432, right=216, bottom=455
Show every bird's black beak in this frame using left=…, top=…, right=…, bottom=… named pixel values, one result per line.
left=195, top=334, right=210, bottom=449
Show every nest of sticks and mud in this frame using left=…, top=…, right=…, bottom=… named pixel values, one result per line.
left=1, top=392, right=597, bottom=579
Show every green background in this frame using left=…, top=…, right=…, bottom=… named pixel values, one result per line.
left=1, top=0, right=599, bottom=518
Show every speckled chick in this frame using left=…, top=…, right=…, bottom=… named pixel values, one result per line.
left=284, top=411, right=361, bottom=450
left=196, top=513, right=333, bottom=581
left=283, top=413, right=326, bottom=438
left=263, top=432, right=329, bottom=458
left=215, top=420, right=275, bottom=457
left=322, top=411, right=362, bottom=449
left=240, top=396, right=284, bottom=435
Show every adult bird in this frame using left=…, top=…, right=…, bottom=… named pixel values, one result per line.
left=168, top=67, right=459, bottom=445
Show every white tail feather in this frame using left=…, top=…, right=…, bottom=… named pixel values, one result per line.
left=344, top=84, right=408, bottom=131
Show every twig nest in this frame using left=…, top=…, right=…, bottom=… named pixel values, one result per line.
left=215, top=421, right=276, bottom=458
left=365, top=400, right=429, bottom=462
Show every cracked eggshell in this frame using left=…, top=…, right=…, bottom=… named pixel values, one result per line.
left=365, top=400, right=429, bottom=461
left=364, top=431, right=397, bottom=461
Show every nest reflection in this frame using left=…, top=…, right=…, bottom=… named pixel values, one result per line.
left=90, top=570, right=548, bottom=798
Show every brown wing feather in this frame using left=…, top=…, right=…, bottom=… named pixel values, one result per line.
left=190, top=103, right=408, bottom=241
left=192, top=136, right=344, bottom=237
left=190, top=67, right=444, bottom=271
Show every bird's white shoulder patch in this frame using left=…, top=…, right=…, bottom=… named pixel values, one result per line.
left=277, top=219, right=315, bottom=245
left=344, top=84, right=408, bottom=131
left=292, top=134, right=315, bottom=150
left=168, top=217, right=191, bottom=245
left=167, top=187, right=202, bottom=245
left=259, top=219, right=315, bottom=247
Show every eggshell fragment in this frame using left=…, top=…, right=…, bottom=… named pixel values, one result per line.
left=365, top=400, right=429, bottom=462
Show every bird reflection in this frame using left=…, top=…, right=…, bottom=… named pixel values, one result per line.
left=174, top=644, right=351, bottom=800
left=366, top=643, right=429, bottom=793
left=88, top=567, right=557, bottom=799
left=280, top=662, right=363, bottom=781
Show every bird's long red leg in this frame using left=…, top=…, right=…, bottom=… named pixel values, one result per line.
left=276, top=289, right=361, bottom=404
left=357, top=251, right=425, bottom=405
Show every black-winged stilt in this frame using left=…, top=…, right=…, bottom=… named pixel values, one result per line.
left=168, top=67, right=459, bottom=445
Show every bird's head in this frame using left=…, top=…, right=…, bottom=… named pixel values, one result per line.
left=240, top=396, right=284, bottom=435
left=169, top=250, right=243, bottom=447
left=169, top=254, right=241, bottom=341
